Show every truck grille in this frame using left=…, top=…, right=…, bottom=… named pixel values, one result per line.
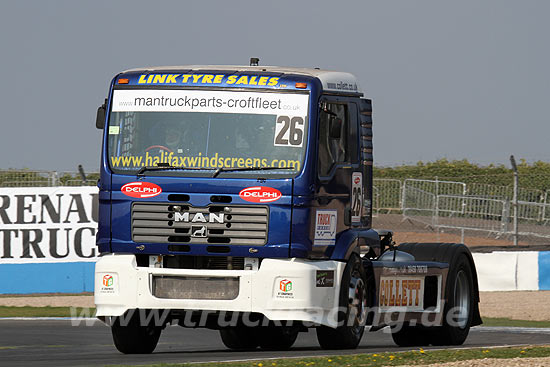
left=152, top=276, right=239, bottom=300
left=132, top=203, right=268, bottom=245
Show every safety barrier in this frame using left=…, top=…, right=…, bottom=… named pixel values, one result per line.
left=1, top=184, right=548, bottom=294
left=0, top=169, right=98, bottom=187
left=3, top=250, right=548, bottom=294
left=373, top=177, right=550, bottom=242
left=472, top=251, right=550, bottom=291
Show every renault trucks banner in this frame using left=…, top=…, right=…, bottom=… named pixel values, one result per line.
left=0, top=187, right=99, bottom=264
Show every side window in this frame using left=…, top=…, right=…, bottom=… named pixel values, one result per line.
left=318, top=102, right=349, bottom=177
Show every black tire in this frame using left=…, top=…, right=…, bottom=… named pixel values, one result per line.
left=111, top=310, right=162, bottom=354
left=391, top=324, right=430, bottom=347
left=219, top=327, right=259, bottom=350
left=257, top=326, right=299, bottom=350
left=430, top=254, right=474, bottom=345
left=316, top=254, right=368, bottom=349
left=391, top=243, right=476, bottom=347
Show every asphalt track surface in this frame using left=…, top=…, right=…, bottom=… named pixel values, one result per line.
left=1, top=319, right=550, bottom=367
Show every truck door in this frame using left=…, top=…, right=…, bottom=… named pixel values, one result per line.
left=310, top=97, right=359, bottom=257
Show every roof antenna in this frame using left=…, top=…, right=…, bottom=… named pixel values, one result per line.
left=250, top=57, right=259, bottom=66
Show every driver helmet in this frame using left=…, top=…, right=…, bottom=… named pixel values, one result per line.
left=165, top=123, right=183, bottom=150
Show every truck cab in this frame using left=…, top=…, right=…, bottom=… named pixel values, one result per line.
left=94, top=64, right=481, bottom=353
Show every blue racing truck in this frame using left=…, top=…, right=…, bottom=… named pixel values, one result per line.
left=94, top=62, right=482, bottom=353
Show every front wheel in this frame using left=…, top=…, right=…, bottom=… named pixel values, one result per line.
left=111, top=310, right=162, bottom=354
left=257, top=326, right=300, bottom=350
left=316, top=254, right=368, bottom=349
left=219, top=327, right=259, bottom=350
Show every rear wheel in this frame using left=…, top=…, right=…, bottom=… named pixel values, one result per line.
left=430, top=254, right=474, bottom=345
left=111, top=310, right=162, bottom=354
left=391, top=324, right=430, bottom=347
left=391, top=253, right=474, bottom=347
left=317, top=254, right=367, bottom=349
left=219, top=327, right=259, bottom=350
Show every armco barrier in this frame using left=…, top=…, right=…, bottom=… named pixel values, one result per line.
left=472, top=251, right=550, bottom=291
left=3, top=252, right=549, bottom=294
left=539, top=251, right=550, bottom=291
left=0, top=262, right=94, bottom=294
left=1, top=253, right=549, bottom=294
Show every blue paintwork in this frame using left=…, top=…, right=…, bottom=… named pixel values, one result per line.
left=115, top=70, right=315, bottom=93
left=97, top=69, right=371, bottom=260
left=330, top=229, right=380, bottom=260
left=109, top=175, right=293, bottom=258
left=539, top=251, right=550, bottom=290
left=96, top=189, right=111, bottom=254
left=0, top=262, right=95, bottom=294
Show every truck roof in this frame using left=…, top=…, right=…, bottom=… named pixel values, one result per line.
left=121, top=65, right=363, bottom=95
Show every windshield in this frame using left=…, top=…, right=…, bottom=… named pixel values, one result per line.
left=107, top=89, right=309, bottom=177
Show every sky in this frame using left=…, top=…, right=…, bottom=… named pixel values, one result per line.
left=1, top=0, right=549, bottom=172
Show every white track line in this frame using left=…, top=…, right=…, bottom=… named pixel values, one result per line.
left=473, top=326, right=550, bottom=334
left=184, top=343, right=550, bottom=365
left=0, top=317, right=97, bottom=321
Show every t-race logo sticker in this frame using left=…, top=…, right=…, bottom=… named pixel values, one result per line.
left=239, top=186, right=281, bottom=203
left=121, top=182, right=162, bottom=198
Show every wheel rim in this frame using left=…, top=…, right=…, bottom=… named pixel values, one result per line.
left=348, top=269, right=367, bottom=332
left=454, top=269, right=470, bottom=329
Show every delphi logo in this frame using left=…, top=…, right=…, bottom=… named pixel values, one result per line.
left=121, top=182, right=162, bottom=198
left=103, top=274, right=114, bottom=287
left=239, top=186, right=282, bottom=203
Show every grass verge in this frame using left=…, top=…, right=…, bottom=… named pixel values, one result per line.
left=482, top=317, right=550, bottom=328
left=131, top=346, right=550, bottom=367
left=0, top=306, right=95, bottom=318
left=0, top=292, right=92, bottom=298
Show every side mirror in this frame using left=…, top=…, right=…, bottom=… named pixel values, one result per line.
left=96, top=100, right=106, bottom=129
left=321, top=103, right=342, bottom=139
left=329, top=117, right=342, bottom=139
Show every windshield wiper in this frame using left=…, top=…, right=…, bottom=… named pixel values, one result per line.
left=137, top=163, right=209, bottom=176
left=137, top=164, right=295, bottom=177
left=212, top=166, right=295, bottom=178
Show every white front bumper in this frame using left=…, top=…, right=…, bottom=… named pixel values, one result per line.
left=95, top=254, right=345, bottom=328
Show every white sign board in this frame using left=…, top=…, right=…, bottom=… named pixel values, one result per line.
left=112, top=89, right=309, bottom=116
left=0, top=187, right=99, bottom=264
